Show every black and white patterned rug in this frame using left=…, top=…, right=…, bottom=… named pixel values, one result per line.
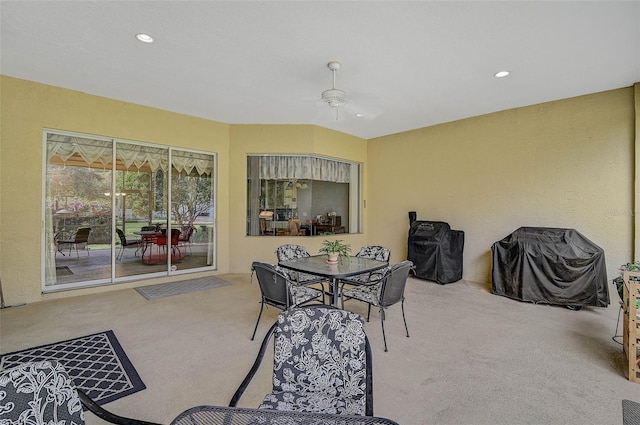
left=135, top=276, right=231, bottom=300
left=0, top=330, right=146, bottom=405
left=623, top=399, right=640, bottom=425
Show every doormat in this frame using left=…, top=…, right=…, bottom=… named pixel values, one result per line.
left=0, top=330, right=145, bottom=405
left=134, top=276, right=232, bottom=300
left=56, top=266, right=74, bottom=276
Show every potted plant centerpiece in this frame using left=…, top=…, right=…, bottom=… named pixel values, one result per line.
left=319, top=239, right=351, bottom=264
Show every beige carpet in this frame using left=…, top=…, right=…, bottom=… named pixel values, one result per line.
left=0, top=274, right=638, bottom=425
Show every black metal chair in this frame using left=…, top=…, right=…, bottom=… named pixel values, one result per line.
left=0, top=360, right=160, bottom=425
left=340, top=245, right=391, bottom=288
left=250, top=261, right=323, bottom=340
left=231, top=305, right=374, bottom=416
left=54, top=230, right=72, bottom=256
left=275, top=244, right=327, bottom=300
left=56, top=227, right=91, bottom=257
left=342, top=260, right=413, bottom=352
left=139, top=225, right=158, bottom=257
left=275, top=244, right=326, bottom=284
left=115, top=228, right=140, bottom=260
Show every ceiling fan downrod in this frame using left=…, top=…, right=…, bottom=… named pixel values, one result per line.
left=322, top=61, right=345, bottom=120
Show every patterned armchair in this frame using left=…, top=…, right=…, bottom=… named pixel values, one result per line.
left=250, top=261, right=323, bottom=340
left=230, top=305, right=374, bottom=416
left=0, top=360, right=159, bottom=424
left=342, top=261, right=413, bottom=352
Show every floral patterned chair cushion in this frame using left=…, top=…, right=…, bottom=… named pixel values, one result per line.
left=258, top=306, right=372, bottom=415
left=341, top=246, right=390, bottom=286
left=275, top=245, right=326, bottom=285
left=0, top=360, right=85, bottom=424
left=288, top=284, right=322, bottom=306
left=355, top=246, right=391, bottom=262
left=342, top=283, right=381, bottom=306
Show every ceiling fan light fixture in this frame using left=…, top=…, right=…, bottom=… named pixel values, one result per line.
left=321, top=61, right=347, bottom=120
left=322, top=61, right=346, bottom=108
left=322, top=88, right=346, bottom=107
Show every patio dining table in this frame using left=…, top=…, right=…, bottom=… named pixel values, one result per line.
left=171, top=405, right=399, bottom=425
left=278, top=255, right=388, bottom=306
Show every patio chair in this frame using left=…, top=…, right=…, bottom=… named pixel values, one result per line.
left=156, top=228, right=181, bottom=257
left=178, top=226, right=195, bottom=255
left=275, top=244, right=327, bottom=293
left=231, top=305, right=374, bottom=416
left=139, top=225, right=158, bottom=257
left=0, top=360, right=160, bottom=425
left=54, top=230, right=72, bottom=256
left=340, top=245, right=391, bottom=288
left=342, top=260, right=413, bottom=351
left=115, top=228, right=140, bottom=260
left=249, top=261, right=323, bottom=340
left=56, top=227, right=91, bottom=258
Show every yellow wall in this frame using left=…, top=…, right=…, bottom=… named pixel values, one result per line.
left=368, top=88, right=636, bottom=286
left=0, top=76, right=231, bottom=305
left=227, top=124, right=368, bottom=274
left=1, top=74, right=637, bottom=305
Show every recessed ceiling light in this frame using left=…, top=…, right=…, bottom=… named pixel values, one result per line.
left=136, top=33, right=154, bottom=43
left=355, top=113, right=364, bottom=118
left=494, top=70, right=510, bottom=78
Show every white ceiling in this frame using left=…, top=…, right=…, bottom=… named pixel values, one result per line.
left=1, top=1, right=639, bottom=140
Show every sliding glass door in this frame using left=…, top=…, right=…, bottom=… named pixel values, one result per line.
left=43, top=130, right=216, bottom=291
left=113, top=142, right=169, bottom=277
left=170, top=150, right=216, bottom=271
left=44, top=134, right=114, bottom=287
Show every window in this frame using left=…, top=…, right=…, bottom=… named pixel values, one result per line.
left=43, top=130, right=216, bottom=291
left=246, top=155, right=360, bottom=236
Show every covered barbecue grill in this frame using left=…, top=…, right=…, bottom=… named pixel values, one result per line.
left=491, top=227, right=609, bottom=307
left=407, top=213, right=464, bottom=284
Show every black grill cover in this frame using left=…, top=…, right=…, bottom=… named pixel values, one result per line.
left=491, top=227, right=609, bottom=307
left=407, top=221, right=464, bottom=284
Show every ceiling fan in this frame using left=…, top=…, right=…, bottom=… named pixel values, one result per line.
left=313, top=60, right=380, bottom=123
left=321, top=61, right=346, bottom=120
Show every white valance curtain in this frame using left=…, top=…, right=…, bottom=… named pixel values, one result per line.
left=258, top=155, right=351, bottom=183
left=47, top=134, right=213, bottom=175
left=47, top=136, right=113, bottom=166
left=171, top=151, right=213, bottom=175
